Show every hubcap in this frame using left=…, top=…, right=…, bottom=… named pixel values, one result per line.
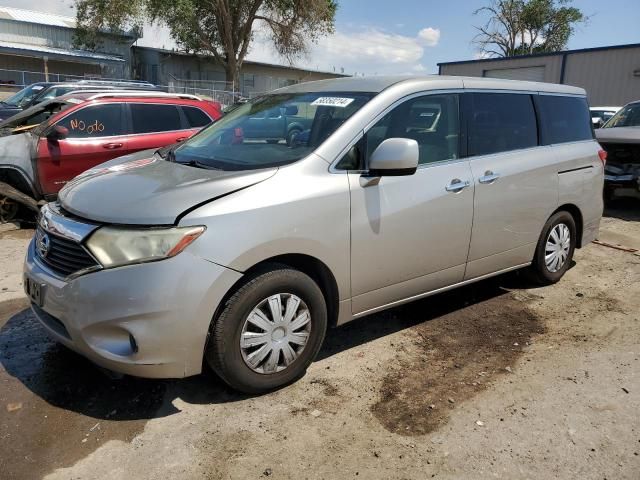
left=0, top=195, right=19, bottom=224
left=545, top=223, right=571, bottom=273
left=240, top=293, right=311, bottom=374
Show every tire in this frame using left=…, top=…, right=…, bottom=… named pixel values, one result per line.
left=526, top=211, right=576, bottom=285
left=205, top=265, right=327, bottom=394
left=286, top=128, right=301, bottom=146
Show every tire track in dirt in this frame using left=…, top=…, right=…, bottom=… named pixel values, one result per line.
left=371, top=283, right=545, bottom=436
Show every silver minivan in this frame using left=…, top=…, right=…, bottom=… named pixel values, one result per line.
left=24, top=76, right=604, bottom=393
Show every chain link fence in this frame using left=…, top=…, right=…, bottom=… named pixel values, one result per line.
left=0, top=68, right=280, bottom=107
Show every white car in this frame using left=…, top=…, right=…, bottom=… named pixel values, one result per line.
left=590, top=106, right=621, bottom=128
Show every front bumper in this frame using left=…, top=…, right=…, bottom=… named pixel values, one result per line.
left=24, top=239, right=242, bottom=378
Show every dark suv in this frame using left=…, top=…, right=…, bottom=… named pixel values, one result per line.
left=0, top=80, right=159, bottom=122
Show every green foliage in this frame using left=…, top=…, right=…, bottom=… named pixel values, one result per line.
left=74, top=0, right=337, bottom=84
left=474, top=0, right=585, bottom=57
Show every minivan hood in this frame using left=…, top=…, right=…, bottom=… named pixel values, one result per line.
left=58, top=152, right=277, bottom=225
left=596, top=126, right=640, bottom=144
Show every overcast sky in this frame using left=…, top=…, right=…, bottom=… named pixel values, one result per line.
left=2, top=0, right=639, bottom=75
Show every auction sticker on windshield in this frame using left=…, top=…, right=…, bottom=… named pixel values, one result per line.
left=311, top=97, right=355, bottom=108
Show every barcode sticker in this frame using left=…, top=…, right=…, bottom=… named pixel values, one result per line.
left=310, top=97, right=355, bottom=108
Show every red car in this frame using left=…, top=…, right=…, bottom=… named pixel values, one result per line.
left=0, top=92, right=221, bottom=223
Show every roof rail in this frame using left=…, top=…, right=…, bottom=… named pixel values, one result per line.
left=74, top=79, right=157, bottom=87
left=84, top=91, right=202, bottom=101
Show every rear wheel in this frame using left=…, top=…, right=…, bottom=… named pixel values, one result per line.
left=527, top=211, right=576, bottom=285
left=286, top=128, right=302, bottom=146
left=205, top=266, right=327, bottom=394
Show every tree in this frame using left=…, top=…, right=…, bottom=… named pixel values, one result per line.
left=473, top=0, right=585, bottom=58
left=74, top=0, right=337, bottom=87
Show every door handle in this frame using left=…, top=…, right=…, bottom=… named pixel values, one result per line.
left=102, top=143, right=123, bottom=150
left=478, top=170, right=500, bottom=184
left=175, top=137, right=188, bottom=143
left=445, top=179, right=470, bottom=192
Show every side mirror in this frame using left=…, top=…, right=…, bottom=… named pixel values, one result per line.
left=368, top=138, right=419, bottom=176
left=47, top=125, right=69, bottom=141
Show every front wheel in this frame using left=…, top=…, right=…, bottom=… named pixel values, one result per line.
left=527, top=211, right=576, bottom=285
left=205, top=266, right=327, bottom=394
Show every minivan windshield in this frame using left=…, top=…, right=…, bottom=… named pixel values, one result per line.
left=173, top=92, right=374, bottom=170
left=603, top=102, right=640, bottom=128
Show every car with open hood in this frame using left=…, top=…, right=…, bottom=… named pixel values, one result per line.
left=0, top=91, right=221, bottom=223
left=595, top=100, right=640, bottom=201
left=24, top=75, right=603, bottom=393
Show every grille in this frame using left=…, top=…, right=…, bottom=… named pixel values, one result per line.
left=35, top=227, right=100, bottom=277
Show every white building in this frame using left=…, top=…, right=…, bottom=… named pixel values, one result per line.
left=0, top=6, right=137, bottom=85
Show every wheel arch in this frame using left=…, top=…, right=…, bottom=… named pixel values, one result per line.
left=553, top=203, right=584, bottom=248
left=0, top=165, right=38, bottom=198
left=213, top=253, right=341, bottom=331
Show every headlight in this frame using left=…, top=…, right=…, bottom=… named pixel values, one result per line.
left=86, top=226, right=205, bottom=268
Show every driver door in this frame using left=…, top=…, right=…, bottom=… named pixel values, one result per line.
left=37, top=103, right=126, bottom=195
left=347, top=93, right=474, bottom=315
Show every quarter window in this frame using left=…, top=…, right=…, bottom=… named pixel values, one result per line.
left=182, top=106, right=212, bottom=128
left=57, top=104, right=123, bottom=138
left=130, top=104, right=183, bottom=134
left=364, top=94, right=460, bottom=167
left=537, top=95, right=593, bottom=143
left=467, top=93, right=538, bottom=156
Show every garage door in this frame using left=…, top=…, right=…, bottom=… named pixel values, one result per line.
left=484, top=66, right=546, bottom=82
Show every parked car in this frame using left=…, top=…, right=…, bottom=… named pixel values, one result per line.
left=0, top=82, right=54, bottom=121
left=240, top=104, right=313, bottom=145
left=0, top=91, right=221, bottom=222
left=595, top=100, right=640, bottom=200
left=24, top=76, right=603, bottom=393
left=590, top=106, right=621, bottom=129
left=0, top=80, right=160, bottom=122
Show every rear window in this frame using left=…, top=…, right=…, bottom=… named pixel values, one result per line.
left=468, top=93, right=538, bottom=156
left=537, top=95, right=592, bottom=144
left=182, top=106, right=211, bottom=128
left=131, top=104, right=183, bottom=134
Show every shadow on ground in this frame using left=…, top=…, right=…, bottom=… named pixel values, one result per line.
left=0, top=271, right=535, bottom=479
left=0, top=273, right=533, bottom=422
left=604, top=197, right=640, bottom=222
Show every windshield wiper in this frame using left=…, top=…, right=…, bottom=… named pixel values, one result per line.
left=180, top=159, right=221, bottom=170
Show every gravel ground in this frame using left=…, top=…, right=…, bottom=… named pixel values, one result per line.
left=0, top=200, right=639, bottom=480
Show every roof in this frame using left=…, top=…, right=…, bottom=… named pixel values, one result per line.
left=274, top=74, right=585, bottom=95
left=0, top=6, right=138, bottom=38
left=0, top=6, right=76, bottom=28
left=0, top=40, right=125, bottom=63
left=438, top=42, right=640, bottom=67
left=132, top=46, right=348, bottom=78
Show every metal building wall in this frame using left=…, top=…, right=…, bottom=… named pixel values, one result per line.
left=438, top=45, right=640, bottom=106
left=563, top=48, right=640, bottom=105
left=439, top=55, right=563, bottom=83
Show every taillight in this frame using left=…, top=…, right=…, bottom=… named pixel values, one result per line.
left=598, top=149, right=607, bottom=166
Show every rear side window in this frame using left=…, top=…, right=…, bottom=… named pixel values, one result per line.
left=468, top=93, right=538, bottom=156
left=57, top=104, right=123, bottom=138
left=182, top=106, right=211, bottom=128
left=130, top=104, right=183, bottom=134
left=537, top=95, right=592, bottom=144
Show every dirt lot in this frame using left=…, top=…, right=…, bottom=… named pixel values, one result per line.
left=1, top=200, right=639, bottom=480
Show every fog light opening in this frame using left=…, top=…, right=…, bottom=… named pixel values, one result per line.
left=129, top=334, right=139, bottom=354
